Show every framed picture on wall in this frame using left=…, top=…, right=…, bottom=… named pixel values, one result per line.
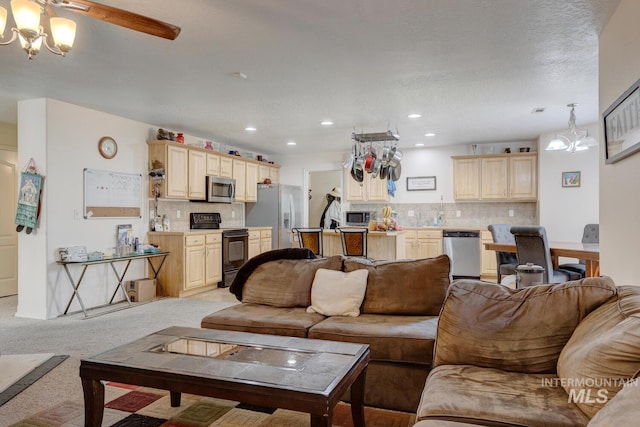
left=407, top=176, right=436, bottom=191
left=562, top=171, right=581, bottom=188
left=603, top=77, right=640, bottom=164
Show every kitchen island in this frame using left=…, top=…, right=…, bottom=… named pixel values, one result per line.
left=311, top=229, right=407, bottom=261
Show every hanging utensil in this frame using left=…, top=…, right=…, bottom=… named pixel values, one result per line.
left=390, top=162, right=402, bottom=181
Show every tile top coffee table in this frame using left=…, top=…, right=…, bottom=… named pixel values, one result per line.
left=80, top=326, right=370, bottom=426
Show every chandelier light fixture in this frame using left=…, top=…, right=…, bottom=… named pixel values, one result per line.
left=546, top=103, right=598, bottom=154
left=0, top=0, right=76, bottom=59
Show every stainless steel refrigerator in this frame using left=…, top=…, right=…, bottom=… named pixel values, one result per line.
left=245, top=184, right=302, bottom=249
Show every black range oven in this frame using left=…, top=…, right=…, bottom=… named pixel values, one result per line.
left=221, top=228, right=249, bottom=288
left=190, top=213, right=249, bottom=288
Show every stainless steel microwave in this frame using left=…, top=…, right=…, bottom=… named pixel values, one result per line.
left=206, top=176, right=236, bottom=203
left=345, top=211, right=373, bottom=226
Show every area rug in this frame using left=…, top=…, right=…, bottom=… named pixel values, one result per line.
left=0, top=354, right=68, bottom=407
left=13, top=381, right=416, bottom=426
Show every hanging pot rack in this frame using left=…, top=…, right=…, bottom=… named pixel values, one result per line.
left=349, top=130, right=402, bottom=182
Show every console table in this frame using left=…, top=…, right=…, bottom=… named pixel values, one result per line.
left=57, top=251, right=169, bottom=317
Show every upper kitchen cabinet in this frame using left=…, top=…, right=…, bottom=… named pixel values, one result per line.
left=206, top=153, right=221, bottom=176
left=188, top=150, right=207, bottom=200
left=344, top=170, right=389, bottom=202
left=453, top=157, right=480, bottom=200
left=148, top=141, right=188, bottom=199
left=220, top=156, right=233, bottom=178
left=452, top=153, right=537, bottom=201
left=245, top=162, right=258, bottom=202
left=232, top=158, right=247, bottom=202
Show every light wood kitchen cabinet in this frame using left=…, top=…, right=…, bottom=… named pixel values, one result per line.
left=147, top=231, right=222, bottom=297
left=481, top=230, right=498, bottom=280
left=220, top=157, right=233, bottom=178
left=205, top=233, right=222, bottom=285
left=344, top=170, right=389, bottom=202
left=260, top=228, right=272, bottom=253
left=232, top=159, right=247, bottom=202
left=148, top=142, right=189, bottom=199
left=270, top=166, right=280, bottom=183
left=481, top=156, right=508, bottom=199
left=245, top=162, right=259, bottom=202
left=509, top=155, right=537, bottom=200
left=206, top=153, right=221, bottom=176
left=188, top=149, right=207, bottom=200
left=258, top=164, right=270, bottom=183
left=452, top=153, right=537, bottom=201
left=248, top=229, right=261, bottom=259
left=453, top=157, right=481, bottom=200
left=404, top=229, right=443, bottom=259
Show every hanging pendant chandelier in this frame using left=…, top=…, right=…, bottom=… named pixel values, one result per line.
left=546, top=103, right=598, bottom=154
left=0, top=0, right=76, bottom=59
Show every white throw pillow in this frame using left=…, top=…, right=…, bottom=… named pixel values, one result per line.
left=307, top=268, right=369, bottom=317
left=306, top=268, right=369, bottom=317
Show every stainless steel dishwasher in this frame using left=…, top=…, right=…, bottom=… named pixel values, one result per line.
left=443, top=230, right=481, bottom=279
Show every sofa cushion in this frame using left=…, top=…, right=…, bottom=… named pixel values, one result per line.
left=242, top=255, right=343, bottom=307
left=201, top=303, right=326, bottom=338
left=343, top=255, right=450, bottom=315
left=587, top=380, right=640, bottom=426
left=434, top=277, right=617, bottom=373
left=416, top=365, right=590, bottom=426
left=306, top=268, right=368, bottom=317
left=557, top=285, right=640, bottom=418
left=308, top=314, right=437, bottom=365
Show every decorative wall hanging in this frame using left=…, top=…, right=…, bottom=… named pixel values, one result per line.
left=604, top=78, right=640, bottom=164
left=562, top=171, right=581, bottom=188
left=15, top=158, right=43, bottom=234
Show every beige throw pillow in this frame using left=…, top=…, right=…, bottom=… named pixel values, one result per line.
left=306, top=268, right=368, bottom=317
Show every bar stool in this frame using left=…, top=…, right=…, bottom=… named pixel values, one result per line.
left=292, top=228, right=324, bottom=257
left=339, top=227, right=368, bottom=258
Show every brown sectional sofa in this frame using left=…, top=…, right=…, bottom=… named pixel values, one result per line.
left=415, top=277, right=640, bottom=426
left=201, top=251, right=451, bottom=412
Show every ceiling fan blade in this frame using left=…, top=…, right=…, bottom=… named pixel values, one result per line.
left=63, top=0, right=181, bottom=40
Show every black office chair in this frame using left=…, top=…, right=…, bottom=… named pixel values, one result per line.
left=558, top=224, right=599, bottom=278
left=510, top=225, right=582, bottom=284
left=338, top=227, right=368, bottom=258
left=292, top=228, right=324, bottom=257
left=488, top=224, right=518, bottom=283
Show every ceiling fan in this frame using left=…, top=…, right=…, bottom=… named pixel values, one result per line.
left=48, top=0, right=181, bottom=40
left=0, top=0, right=180, bottom=59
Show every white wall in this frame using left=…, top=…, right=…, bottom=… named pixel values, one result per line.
left=17, top=99, right=155, bottom=319
left=0, top=122, right=17, bottom=147
left=599, top=0, right=640, bottom=285
left=538, top=123, right=599, bottom=242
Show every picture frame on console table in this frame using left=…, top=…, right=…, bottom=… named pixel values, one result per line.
left=407, top=176, right=436, bottom=191
left=604, top=77, right=640, bottom=164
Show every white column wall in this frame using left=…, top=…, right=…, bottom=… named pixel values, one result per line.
left=599, top=0, right=640, bottom=285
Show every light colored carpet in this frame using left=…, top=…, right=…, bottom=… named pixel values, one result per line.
left=0, top=289, right=239, bottom=425
left=0, top=354, right=53, bottom=394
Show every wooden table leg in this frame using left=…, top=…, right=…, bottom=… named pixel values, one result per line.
left=81, top=377, right=104, bottom=427
left=350, top=366, right=367, bottom=427
left=310, top=413, right=331, bottom=427
left=170, top=391, right=182, bottom=407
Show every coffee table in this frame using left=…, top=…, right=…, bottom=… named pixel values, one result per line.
left=80, top=326, right=370, bottom=426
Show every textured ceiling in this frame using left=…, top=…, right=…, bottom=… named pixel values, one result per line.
left=0, top=0, right=620, bottom=154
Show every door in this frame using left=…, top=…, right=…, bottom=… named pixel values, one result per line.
left=0, top=148, right=18, bottom=296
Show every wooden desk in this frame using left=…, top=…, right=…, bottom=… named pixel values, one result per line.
left=483, top=242, right=600, bottom=277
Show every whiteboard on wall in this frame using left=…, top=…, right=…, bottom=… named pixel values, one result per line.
left=83, top=168, right=142, bottom=218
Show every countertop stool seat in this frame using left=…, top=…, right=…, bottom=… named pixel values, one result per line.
left=293, top=228, right=324, bottom=257
left=338, top=227, right=369, bottom=259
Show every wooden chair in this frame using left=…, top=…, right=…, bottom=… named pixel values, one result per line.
left=292, top=228, right=323, bottom=257
left=339, top=227, right=368, bottom=258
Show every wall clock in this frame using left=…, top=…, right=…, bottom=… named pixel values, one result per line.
left=98, top=136, right=118, bottom=159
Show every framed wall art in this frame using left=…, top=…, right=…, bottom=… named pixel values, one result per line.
left=407, top=176, right=436, bottom=191
left=603, top=77, right=640, bottom=164
left=562, top=171, right=581, bottom=188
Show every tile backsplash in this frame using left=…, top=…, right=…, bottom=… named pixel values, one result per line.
left=149, top=200, right=244, bottom=232
left=351, top=202, right=538, bottom=229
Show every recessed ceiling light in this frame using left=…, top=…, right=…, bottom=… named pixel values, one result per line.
left=232, top=72, right=248, bottom=79
left=425, top=133, right=436, bottom=137
left=287, top=141, right=296, bottom=146
left=321, top=120, right=333, bottom=126
left=245, top=126, right=257, bottom=132
left=531, top=107, right=545, bottom=114
left=408, top=113, right=422, bottom=119
left=415, top=143, right=425, bottom=147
